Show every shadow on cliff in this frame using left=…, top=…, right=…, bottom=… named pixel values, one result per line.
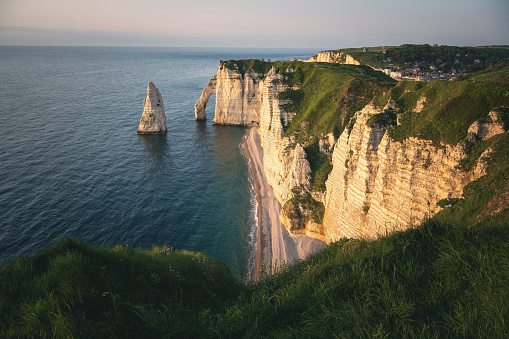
left=138, top=134, right=171, bottom=175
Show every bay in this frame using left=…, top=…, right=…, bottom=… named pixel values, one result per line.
left=0, top=46, right=314, bottom=279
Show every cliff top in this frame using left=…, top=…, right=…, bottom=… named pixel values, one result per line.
left=317, top=44, right=509, bottom=72
left=382, top=63, right=509, bottom=145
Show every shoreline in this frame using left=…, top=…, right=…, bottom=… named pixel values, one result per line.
left=243, top=127, right=271, bottom=279
left=243, top=127, right=326, bottom=280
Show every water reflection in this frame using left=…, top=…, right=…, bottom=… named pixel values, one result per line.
left=138, top=134, right=171, bottom=174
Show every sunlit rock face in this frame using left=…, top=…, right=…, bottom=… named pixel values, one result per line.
left=306, top=51, right=360, bottom=65
left=137, top=82, right=167, bottom=134
left=467, top=109, right=507, bottom=141
left=195, top=62, right=493, bottom=244
left=322, top=104, right=490, bottom=243
left=194, top=61, right=263, bottom=125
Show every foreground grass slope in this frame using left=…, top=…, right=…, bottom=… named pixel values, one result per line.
left=0, top=242, right=245, bottom=337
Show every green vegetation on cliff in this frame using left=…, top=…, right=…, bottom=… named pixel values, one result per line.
left=0, top=241, right=244, bottom=337
left=224, top=58, right=509, bottom=227
left=326, top=44, right=509, bottom=72
left=381, top=63, right=509, bottom=145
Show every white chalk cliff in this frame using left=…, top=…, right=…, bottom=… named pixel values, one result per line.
left=322, top=104, right=489, bottom=242
left=137, top=82, right=167, bottom=134
left=196, top=61, right=500, bottom=243
left=307, top=51, right=360, bottom=65
left=196, top=62, right=316, bottom=234
left=195, top=61, right=264, bottom=125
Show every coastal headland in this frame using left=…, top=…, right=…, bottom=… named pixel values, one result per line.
left=195, top=47, right=509, bottom=278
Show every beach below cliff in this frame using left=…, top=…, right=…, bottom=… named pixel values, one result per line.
left=244, top=127, right=326, bottom=279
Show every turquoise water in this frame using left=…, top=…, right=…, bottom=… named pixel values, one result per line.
left=0, top=46, right=314, bottom=279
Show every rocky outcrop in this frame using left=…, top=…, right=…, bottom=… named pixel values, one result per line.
left=194, top=61, right=264, bottom=125
left=137, top=82, right=167, bottom=134
left=307, top=51, right=342, bottom=63
left=467, top=109, right=507, bottom=140
left=414, top=95, right=427, bottom=113
left=319, top=133, right=336, bottom=154
left=322, top=103, right=490, bottom=242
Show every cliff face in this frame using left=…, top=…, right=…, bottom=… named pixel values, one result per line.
left=137, top=82, right=167, bottom=134
left=257, top=68, right=310, bottom=203
left=194, top=61, right=264, bottom=125
left=307, top=51, right=342, bottom=63
left=322, top=103, right=492, bottom=242
left=307, top=51, right=360, bottom=65
left=196, top=61, right=502, bottom=244
left=195, top=63, right=316, bottom=234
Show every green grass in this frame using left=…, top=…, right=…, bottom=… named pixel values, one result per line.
left=222, top=58, right=274, bottom=75
left=0, top=240, right=245, bottom=337
left=385, top=68, right=509, bottom=145
left=3, top=219, right=507, bottom=337
left=218, top=218, right=509, bottom=338
left=462, top=62, right=509, bottom=82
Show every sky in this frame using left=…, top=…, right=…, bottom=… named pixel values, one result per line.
left=0, top=0, right=508, bottom=48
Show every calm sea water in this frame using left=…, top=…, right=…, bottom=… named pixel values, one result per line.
left=0, top=46, right=314, bottom=279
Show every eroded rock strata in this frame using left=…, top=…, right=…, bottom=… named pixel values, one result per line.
left=196, top=61, right=501, bottom=244
left=137, top=82, right=167, bottom=134
left=322, top=104, right=487, bottom=242
left=195, top=61, right=264, bottom=125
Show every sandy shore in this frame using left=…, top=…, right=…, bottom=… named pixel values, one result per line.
left=244, top=127, right=325, bottom=279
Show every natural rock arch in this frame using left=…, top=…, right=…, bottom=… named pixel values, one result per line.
left=194, top=75, right=217, bottom=121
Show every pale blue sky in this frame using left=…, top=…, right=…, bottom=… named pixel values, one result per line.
left=0, top=0, right=507, bottom=48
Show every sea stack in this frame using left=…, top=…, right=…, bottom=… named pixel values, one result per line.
left=137, top=82, right=167, bottom=134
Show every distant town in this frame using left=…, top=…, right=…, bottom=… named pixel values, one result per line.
left=347, top=45, right=509, bottom=82
left=380, top=51, right=495, bottom=81
left=381, top=53, right=483, bottom=81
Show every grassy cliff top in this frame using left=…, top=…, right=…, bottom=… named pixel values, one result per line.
left=321, top=44, right=509, bottom=72
left=382, top=63, right=509, bottom=145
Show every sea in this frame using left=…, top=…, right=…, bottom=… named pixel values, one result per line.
left=0, top=46, right=315, bottom=279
